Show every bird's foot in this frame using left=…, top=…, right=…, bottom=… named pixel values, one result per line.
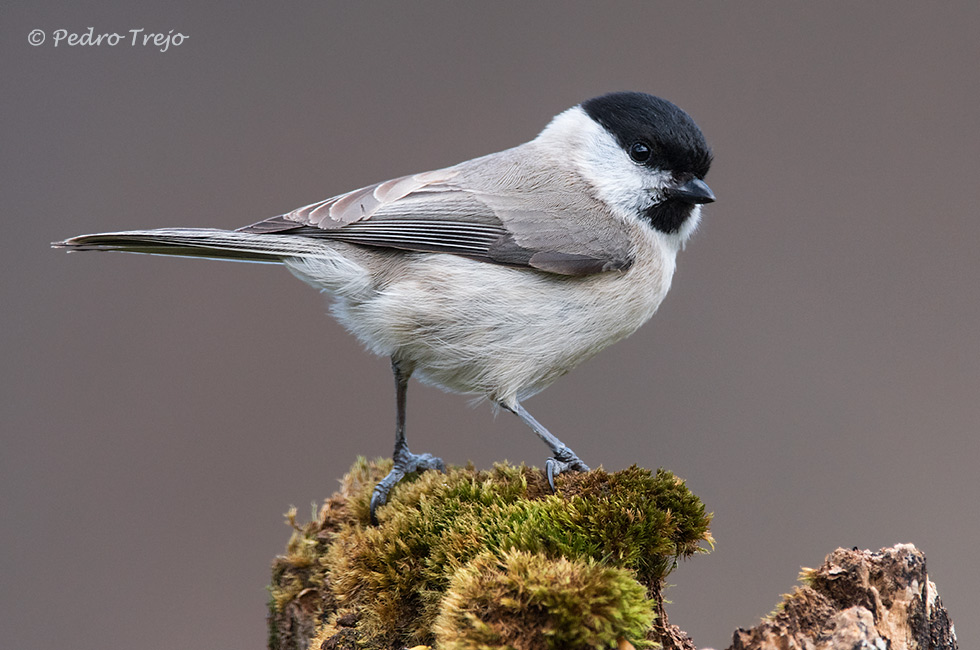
left=545, top=445, right=590, bottom=491
left=369, top=449, right=445, bottom=525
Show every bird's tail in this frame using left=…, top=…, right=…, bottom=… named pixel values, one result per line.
left=51, top=227, right=329, bottom=263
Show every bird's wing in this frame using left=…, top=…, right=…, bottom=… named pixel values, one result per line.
left=238, top=148, right=635, bottom=276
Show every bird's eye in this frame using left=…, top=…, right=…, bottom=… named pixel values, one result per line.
left=628, top=141, right=652, bottom=164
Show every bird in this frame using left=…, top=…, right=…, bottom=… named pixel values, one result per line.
left=53, top=91, right=714, bottom=523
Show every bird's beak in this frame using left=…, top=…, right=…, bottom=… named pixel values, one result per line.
left=668, top=178, right=715, bottom=204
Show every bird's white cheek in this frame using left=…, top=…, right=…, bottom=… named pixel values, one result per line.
left=677, top=205, right=703, bottom=245
left=579, top=143, right=661, bottom=219
left=538, top=108, right=661, bottom=222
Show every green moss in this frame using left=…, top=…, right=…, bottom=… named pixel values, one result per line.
left=434, top=549, right=655, bottom=650
left=268, top=458, right=712, bottom=650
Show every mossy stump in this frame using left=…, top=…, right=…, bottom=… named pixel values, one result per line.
left=268, top=458, right=712, bottom=650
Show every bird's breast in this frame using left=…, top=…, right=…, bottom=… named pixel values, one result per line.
left=326, top=230, right=677, bottom=404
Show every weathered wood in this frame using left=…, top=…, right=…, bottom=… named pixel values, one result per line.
left=728, top=544, right=957, bottom=650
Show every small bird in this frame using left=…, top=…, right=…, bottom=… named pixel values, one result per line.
left=54, top=91, right=714, bottom=523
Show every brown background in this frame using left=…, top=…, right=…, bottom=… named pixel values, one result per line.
left=4, top=3, right=979, bottom=649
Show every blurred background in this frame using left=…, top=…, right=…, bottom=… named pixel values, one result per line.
left=3, top=3, right=978, bottom=648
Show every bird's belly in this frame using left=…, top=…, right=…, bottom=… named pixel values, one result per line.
left=330, top=253, right=674, bottom=405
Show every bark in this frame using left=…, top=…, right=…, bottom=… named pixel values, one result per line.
left=728, top=544, right=957, bottom=650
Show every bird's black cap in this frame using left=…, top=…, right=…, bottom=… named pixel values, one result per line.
left=582, top=92, right=712, bottom=180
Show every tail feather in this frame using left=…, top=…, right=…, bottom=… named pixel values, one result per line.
left=52, top=228, right=329, bottom=263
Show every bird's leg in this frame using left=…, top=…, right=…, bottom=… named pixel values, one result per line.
left=500, top=400, right=590, bottom=490
left=369, top=358, right=445, bottom=524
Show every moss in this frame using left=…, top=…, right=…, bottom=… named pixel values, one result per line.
left=268, top=458, right=712, bottom=650
left=434, top=549, right=655, bottom=650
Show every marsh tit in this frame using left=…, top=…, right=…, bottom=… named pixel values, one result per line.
left=54, top=91, right=714, bottom=523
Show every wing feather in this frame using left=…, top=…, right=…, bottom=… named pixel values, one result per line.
left=237, top=146, right=634, bottom=276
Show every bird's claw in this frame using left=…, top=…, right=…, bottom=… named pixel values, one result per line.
left=369, top=450, right=445, bottom=525
left=406, top=453, right=445, bottom=473
left=545, top=446, right=590, bottom=491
